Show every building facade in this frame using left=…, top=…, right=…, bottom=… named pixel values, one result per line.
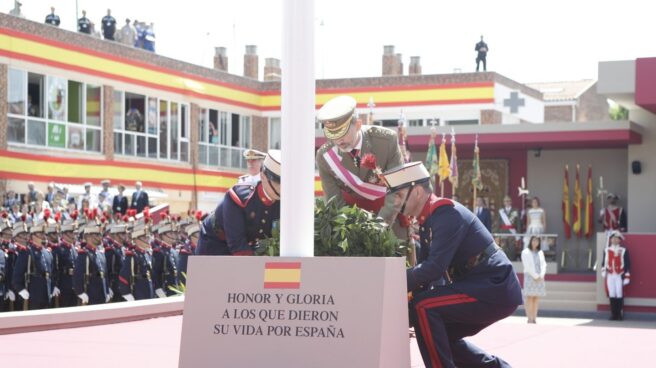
left=2, top=14, right=653, bottom=272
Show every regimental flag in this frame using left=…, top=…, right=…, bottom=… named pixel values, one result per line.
left=449, top=134, right=459, bottom=189
left=424, top=133, right=438, bottom=184
left=438, top=136, right=451, bottom=183
left=584, top=165, right=594, bottom=238
left=572, top=164, right=583, bottom=238
left=263, top=262, right=301, bottom=289
left=471, top=141, right=483, bottom=191
left=562, top=165, right=571, bottom=239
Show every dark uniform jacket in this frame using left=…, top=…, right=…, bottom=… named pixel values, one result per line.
left=118, top=246, right=154, bottom=300
left=409, top=195, right=522, bottom=306
left=45, top=14, right=60, bottom=26
left=176, top=239, right=195, bottom=285
left=475, top=41, right=488, bottom=59
left=131, top=191, right=149, bottom=213
left=101, top=15, right=116, bottom=40
left=52, top=240, right=78, bottom=307
left=78, top=17, right=91, bottom=34
left=73, top=244, right=108, bottom=305
left=152, top=239, right=178, bottom=295
left=104, top=238, right=124, bottom=302
left=12, top=242, right=54, bottom=308
left=197, top=182, right=280, bottom=256
left=316, top=126, right=403, bottom=223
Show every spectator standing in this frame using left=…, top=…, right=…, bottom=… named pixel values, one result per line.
left=134, top=20, right=144, bottom=48
left=130, top=181, right=149, bottom=213
left=45, top=6, right=61, bottom=26
left=101, top=9, right=117, bottom=41
left=78, top=10, right=91, bottom=34
left=143, top=23, right=156, bottom=52
left=112, top=184, right=128, bottom=216
left=474, top=196, right=492, bottom=232
left=521, top=236, right=547, bottom=324
left=99, top=179, right=113, bottom=211
left=45, top=182, right=56, bottom=205
left=117, top=18, right=136, bottom=47
left=78, top=182, right=96, bottom=210
left=475, top=35, right=488, bottom=72
left=26, top=182, right=38, bottom=204
left=9, top=0, right=24, bottom=18
left=524, top=196, right=546, bottom=249
left=89, top=21, right=102, bottom=39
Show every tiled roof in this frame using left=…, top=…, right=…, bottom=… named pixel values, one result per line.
left=526, top=80, right=596, bottom=101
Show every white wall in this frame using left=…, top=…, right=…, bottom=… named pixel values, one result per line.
left=495, top=83, right=544, bottom=124
left=627, top=109, right=656, bottom=232
left=527, top=148, right=627, bottom=271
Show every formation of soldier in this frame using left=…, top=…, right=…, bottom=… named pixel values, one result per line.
left=0, top=206, right=201, bottom=311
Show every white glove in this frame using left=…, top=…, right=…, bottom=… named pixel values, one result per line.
left=155, top=288, right=167, bottom=298
left=601, top=269, right=607, bottom=278
left=78, top=293, right=89, bottom=304
left=623, top=278, right=630, bottom=286
left=18, top=289, right=30, bottom=300
left=122, top=294, right=135, bottom=302
left=5, top=290, right=16, bottom=302
left=52, top=287, right=61, bottom=297
left=108, top=288, right=114, bottom=300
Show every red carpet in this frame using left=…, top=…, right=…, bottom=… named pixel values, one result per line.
left=1, top=315, right=653, bottom=367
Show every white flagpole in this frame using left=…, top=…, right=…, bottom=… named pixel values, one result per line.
left=280, top=0, right=315, bottom=257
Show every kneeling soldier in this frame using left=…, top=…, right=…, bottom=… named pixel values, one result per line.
left=381, top=162, right=522, bottom=368
left=197, top=150, right=281, bottom=256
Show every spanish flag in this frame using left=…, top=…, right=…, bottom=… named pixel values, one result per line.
left=562, top=165, right=571, bottom=239
left=264, top=262, right=301, bottom=289
left=572, top=164, right=583, bottom=238
left=584, top=165, right=594, bottom=238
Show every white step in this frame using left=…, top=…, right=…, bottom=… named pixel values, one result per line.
left=544, top=290, right=596, bottom=302
left=542, top=281, right=595, bottom=292
left=518, top=299, right=598, bottom=312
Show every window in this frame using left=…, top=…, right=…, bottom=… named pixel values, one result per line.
left=112, top=91, right=188, bottom=162
left=408, top=119, right=424, bottom=127
left=8, top=68, right=26, bottom=115
left=6, top=68, right=102, bottom=152
left=198, top=108, right=247, bottom=169
left=446, top=119, right=479, bottom=126
left=269, top=117, right=281, bottom=149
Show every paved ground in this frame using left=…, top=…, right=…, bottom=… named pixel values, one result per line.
left=1, top=315, right=654, bottom=367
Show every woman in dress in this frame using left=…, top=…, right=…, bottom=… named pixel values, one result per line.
left=524, top=196, right=546, bottom=249
left=522, top=236, right=547, bottom=323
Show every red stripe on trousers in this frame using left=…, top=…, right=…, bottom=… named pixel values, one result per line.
left=415, top=294, right=478, bottom=368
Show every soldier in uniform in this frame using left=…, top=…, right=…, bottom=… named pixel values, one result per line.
left=0, top=213, right=9, bottom=311
left=74, top=214, right=111, bottom=305
left=495, top=195, right=522, bottom=261
left=238, top=149, right=267, bottom=184
left=152, top=212, right=179, bottom=297
left=381, top=162, right=522, bottom=368
left=315, top=95, right=406, bottom=235
left=52, top=213, right=79, bottom=308
left=12, top=217, right=55, bottom=310
left=119, top=220, right=154, bottom=301
left=105, top=219, right=129, bottom=302
left=176, top=214, right=200, bottom=285
left=599, top=193, right=627, bottom=233
left=197, top=150, right=281, bottom=256
left=601, top=230, right=631, bottom=320
left=1, top=213, right=16, bottom=310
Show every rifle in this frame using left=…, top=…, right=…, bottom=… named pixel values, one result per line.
left=82, top=254, right=89, bottom=305
left=130, top=256, right=135, bottom=294
left=23, top=253, right=31, bottom=311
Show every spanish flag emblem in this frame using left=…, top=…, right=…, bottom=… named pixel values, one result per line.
left=264, top=262, right=301, bottom=289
